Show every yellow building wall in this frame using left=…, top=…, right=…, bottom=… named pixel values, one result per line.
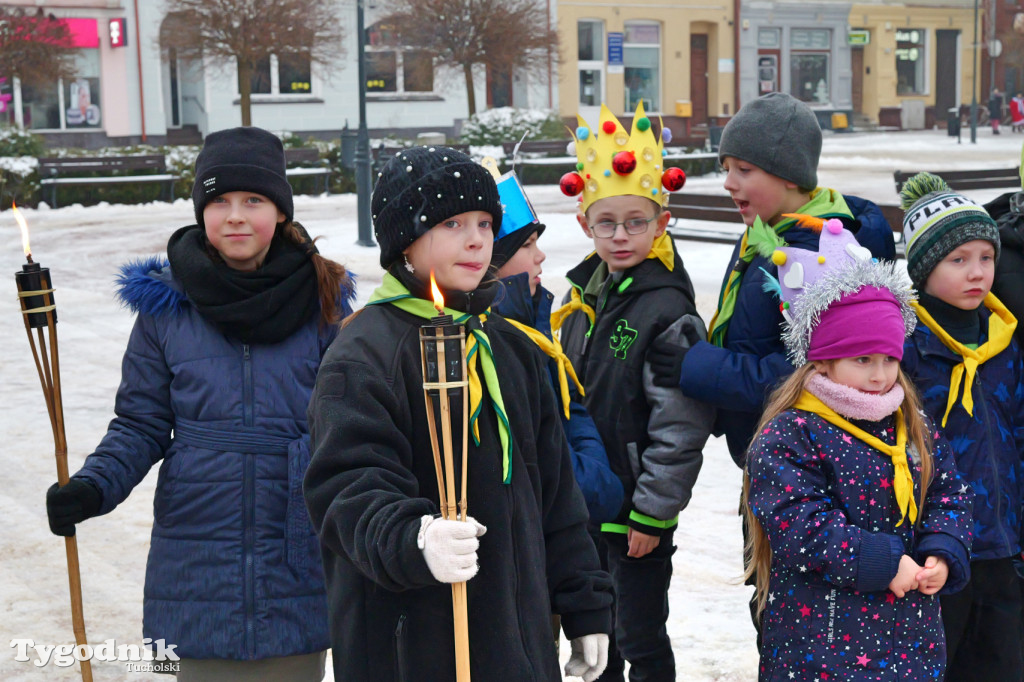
left=556, top=1, right=735, bottom=120
left=849, top=4, right=980, bottom=119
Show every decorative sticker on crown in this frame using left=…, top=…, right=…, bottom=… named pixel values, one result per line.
left=559, top=101, right=686, bottom=212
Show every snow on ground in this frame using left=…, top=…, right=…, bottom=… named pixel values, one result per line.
left=0, top=128, right=1019, bottom=681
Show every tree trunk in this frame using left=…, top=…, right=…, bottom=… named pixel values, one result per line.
left=238, top=60, right=253, bottom=126
left=463, top=62, right=476, bottom=117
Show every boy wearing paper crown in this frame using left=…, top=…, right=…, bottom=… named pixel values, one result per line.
left=899, top=172, right=1024, bottom=682
left=553, top=102, right=713, bottom=681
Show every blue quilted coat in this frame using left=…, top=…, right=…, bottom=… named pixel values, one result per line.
left=73, top=257, right=354, bottom=659
left=747, top=408, right=972, bottom=681
left=902, top=307, right=1024, bottom=560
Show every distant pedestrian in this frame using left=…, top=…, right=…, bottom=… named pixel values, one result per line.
left=990, top=87, right=1005, bottom=135
left=1010, top=92, right=1024, bottom=133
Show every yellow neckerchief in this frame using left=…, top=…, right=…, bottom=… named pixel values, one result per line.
left=793, top=391, right=917, bottom=526
left=504, top=319, right=585, bottom=419
left=550, top=231, right=675, bottom=333
left=910, top=293, right=1017, bottom=427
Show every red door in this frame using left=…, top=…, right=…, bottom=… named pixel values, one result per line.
left=690, top=34, right=708, bottom=124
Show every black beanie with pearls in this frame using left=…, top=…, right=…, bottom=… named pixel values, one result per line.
left=371, top=146, right=502, bottom=269
left=191, top=127, right=294, bottom=228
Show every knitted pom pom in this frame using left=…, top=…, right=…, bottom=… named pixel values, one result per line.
left=899, top=171, right=950, bottom=210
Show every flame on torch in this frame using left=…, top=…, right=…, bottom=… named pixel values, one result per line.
left=13, top=202, right=33, bottom=262
left=430, top=270, right=444, bottom=314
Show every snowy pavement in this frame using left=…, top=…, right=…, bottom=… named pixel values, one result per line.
left=0, top=128, right=1019, bottom=681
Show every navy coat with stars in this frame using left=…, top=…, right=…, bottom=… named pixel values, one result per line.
left=747, top=407, right=972, bottom=681
left=902, top=307, right=1024, bottom=561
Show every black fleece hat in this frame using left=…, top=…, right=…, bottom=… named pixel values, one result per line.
left=191, top=127, right=294, bottom=227
left=492, top=222, right=545, bottom=270
left=371, top=146, right=502, bottom=269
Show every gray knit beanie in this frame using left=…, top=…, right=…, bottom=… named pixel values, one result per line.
left=371, top=146, right=502, bottom=269
left=900, top=172, right=1000, bottom=286
left=718, top=92, right=822, bottom=190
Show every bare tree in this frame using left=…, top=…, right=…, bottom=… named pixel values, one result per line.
left=161, top=0, right=344, bottom=126
left=0, top=7, right=76, bottom=90
left=385, top=0, right=559, bottom=116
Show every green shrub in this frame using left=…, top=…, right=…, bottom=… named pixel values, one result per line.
left=460, top=107, right=565, bottom=146
left=0, top=126, right=45, bottom=206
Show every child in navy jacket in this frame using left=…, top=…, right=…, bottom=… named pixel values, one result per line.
left=44, top=127, right=355, bottom=680
left=899, top=172, right=1024, bottom=681
left=744, top=217, right=972, bottom=681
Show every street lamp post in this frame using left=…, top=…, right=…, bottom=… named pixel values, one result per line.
left=354, top=0, right=376, bottom=247
left=970, top=0, right=979, bottom=143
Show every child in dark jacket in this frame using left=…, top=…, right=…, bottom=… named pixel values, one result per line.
left=899, top=172, right=1024, bottom=681
left=650, top=92, right=895, bottom=468
left=44, top=127, right=355, bottom=680
left=554, top=102, right=713, bottom=681
left=303, top=147, right=613, bottom=682
left=490, top=177, right=623, bottom=524
left=744, top=217, right=972, bottom=681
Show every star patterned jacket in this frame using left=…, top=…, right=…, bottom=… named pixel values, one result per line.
left=746, top=407, right=972, bottom=682
left=902, top=307, right=1024, bottom=561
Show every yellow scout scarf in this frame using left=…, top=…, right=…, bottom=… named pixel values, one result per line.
left=550, top=231, right=676, bottom=333
left=368, top=274, right=513, bottom=483
left=910, top=293, right=1017, bottom=427
left=504, top=318, right=585, bottom=419
left=793, top=391, right=917, bottom=526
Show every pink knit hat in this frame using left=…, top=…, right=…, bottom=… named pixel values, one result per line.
left=807, top=286, right=907, bottom=361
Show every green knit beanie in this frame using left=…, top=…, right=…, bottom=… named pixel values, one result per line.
left=900, top=172, right=1000, bottom=286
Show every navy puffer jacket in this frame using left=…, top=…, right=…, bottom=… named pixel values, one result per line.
left=73, top=257, right=354, bottom=659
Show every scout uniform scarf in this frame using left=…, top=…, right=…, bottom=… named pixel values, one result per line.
left=911, top=293, right=1017, bottom=427
left=368, top=273, right=513, bottom=483
left=793, top=390, right=917, bottom=526
left=504, top=318, right=585, bottom=419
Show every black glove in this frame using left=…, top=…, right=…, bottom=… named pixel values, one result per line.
left=46, top=478, right=102, bottom=537
left=649, top=320, right=704, bottom=388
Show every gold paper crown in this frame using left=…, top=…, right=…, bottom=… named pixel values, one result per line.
left=560, top=101, right=685, bottom=212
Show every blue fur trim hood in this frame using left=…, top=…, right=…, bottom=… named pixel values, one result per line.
left=115, top=257, right=186, bottom=316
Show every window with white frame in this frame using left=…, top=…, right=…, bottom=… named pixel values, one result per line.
left=896, top=29, right=927, bottom=95
left=789, top=29, right=831, bottom=104
left=577, top=19, right=604, bottom=107
left=238, top=54, right=313, bottom=96
left=365, top=20, right=435, bottom=96
left=624, top=21, right=660, bottom=111
left=8, top=49, right=101, bottom=130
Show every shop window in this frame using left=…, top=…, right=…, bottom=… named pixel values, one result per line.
left=790, top=29, right=831, bottom=104
left=896, top=29, right=927, bottom=95
left=365, top=20, right=436, bottom=96
left=11, top=48, right=99, bottom=130
left=577, top=19, right=604, bottom=107
left=238, top=54, right=313, bottom=96
left=624, top=21, right=660, bottom=111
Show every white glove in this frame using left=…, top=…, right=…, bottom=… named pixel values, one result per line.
left=417, top=514, right=487, bottom=583
left=564, top=633, right=609, bottom=682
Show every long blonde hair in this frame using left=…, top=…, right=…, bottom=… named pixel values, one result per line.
left=742, top=363, right=935, bottom=615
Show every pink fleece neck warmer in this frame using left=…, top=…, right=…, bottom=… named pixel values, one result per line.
left=807, top=286, right=907, bottom=362
left=805, top=372, right=905, bottom=422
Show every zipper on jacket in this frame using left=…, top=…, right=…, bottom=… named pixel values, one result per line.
left=241, top=343, right=256, bottom=657
left=394, top=614, right=408, bottom=682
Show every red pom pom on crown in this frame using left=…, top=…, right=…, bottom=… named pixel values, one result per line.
left=661, top=167, right=686, bottom=192
left=612, top=151, right=636, bottom=175
left=560, top=172, right=585, bottom=197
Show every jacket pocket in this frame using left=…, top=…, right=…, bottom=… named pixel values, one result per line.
left=286, top=436, right=316, bottom=570
left=394, top=614, right=409, bottom=682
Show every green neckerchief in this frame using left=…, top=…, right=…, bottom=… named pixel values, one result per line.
left=367, top=273, right=513, bottom=484
left=707, top=188, right=851, bottom=347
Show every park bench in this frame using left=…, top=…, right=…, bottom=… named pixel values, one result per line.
left=666, top=192, right=907, bottom=256
left=371, top=143, right=470, bottom=175
left=893, top=167, right=1021, bottom=194
left=502, top=139, right=571, bottom=158
left=283, top=147, right=333, bottom=194
left=38, top=155, right=179, bottom=209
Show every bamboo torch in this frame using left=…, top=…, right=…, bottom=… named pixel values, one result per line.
left=418, top=272, right=471, bottom=682
left=13, top=204, right=93, bottom=682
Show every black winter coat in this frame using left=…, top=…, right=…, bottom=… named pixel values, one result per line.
left=304, top=302, right=613, bottom=682
left=986, top=191, right=1024, bottom=345
left=559, top=251, right=712, bottom=538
